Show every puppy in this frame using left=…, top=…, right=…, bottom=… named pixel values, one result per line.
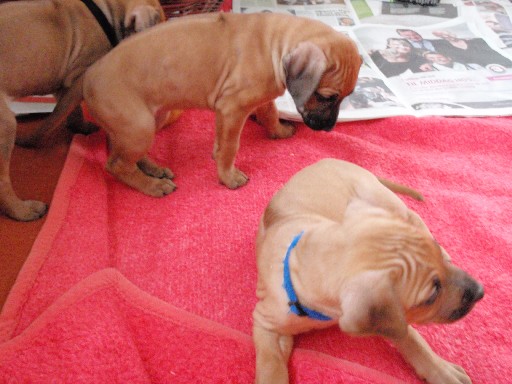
left=0, top=0, right=165, bottom=221
left=253, top=159, right=484, bottom=384
left=82, top=13, right=362, bottom=197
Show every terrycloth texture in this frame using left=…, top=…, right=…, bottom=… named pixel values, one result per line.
left=0, top=110, right=511, bottom=383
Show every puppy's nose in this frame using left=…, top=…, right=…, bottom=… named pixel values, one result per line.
left=461, top=281, right=484, bottom=306
left=449, top=280, right=484, bottom=321
left=302, top=113, right=336, bottom=131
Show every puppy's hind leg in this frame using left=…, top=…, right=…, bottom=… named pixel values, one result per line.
left=0, top=97, right=47, bottom=220
left=137, top=156, right=175, bottom=180
left=104, top=110, right=176, bottom=196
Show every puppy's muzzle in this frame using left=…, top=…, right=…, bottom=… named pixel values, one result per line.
left=301, top=110, right=338, bottom=131
left=449, top=278, right=484, bottom=321
left=300, top=99, right=342, bottom=131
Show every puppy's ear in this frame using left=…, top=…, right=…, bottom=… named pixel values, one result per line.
left=283, top=42, right=327, bottom=110
left=339, top=271, right=408, bottom=340
left=124, top=5, right=163, bottom=33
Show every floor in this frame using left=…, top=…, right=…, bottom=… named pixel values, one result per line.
left=0, top=115, right=69, bottom=311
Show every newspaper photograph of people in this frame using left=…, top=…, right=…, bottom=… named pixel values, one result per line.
left=234, top=0, right=512, bottom=120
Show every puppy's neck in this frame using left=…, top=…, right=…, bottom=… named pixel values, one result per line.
left=288, top=225, right=352, bottom=318
left=289, top=216, right=427, bottom=318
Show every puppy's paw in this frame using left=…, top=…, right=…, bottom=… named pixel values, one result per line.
left=126, top=5, right=162, bottom=33
left=145, top=166, right=175, bottom=180
left=268, top=121, right=296, bottom=139
left=6, top=200, right=48, bottom=221
left=220, top=168, right=249, bottom=189
left=158, top=167, right=175, bottom=180
left=145, top=178, right=177, bottom=197
left=423, top=359, right=471, bottom=384
left=137, top=159, right=175, bottom=179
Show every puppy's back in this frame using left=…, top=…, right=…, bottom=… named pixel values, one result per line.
left=262, top=158, right=422, bottom=230
left=263, top=159, right=360, bottom=226
left=0, top=1, right=71, bottom=95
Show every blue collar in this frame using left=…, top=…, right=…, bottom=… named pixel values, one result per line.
left=283, top=232, right=332, bottom=321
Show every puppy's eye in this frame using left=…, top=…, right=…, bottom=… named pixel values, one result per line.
left=315, top=92, right=338, bottom=103
left=424, top=278, right=441, bottom=306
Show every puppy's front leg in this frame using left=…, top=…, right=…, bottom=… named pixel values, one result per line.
left=213, top=111, right=249, bottom=189
left=253, top=324, right=293, bottom=384
left=0, top=98, right=47, bottom=221
left=392, top=325, right=471, bottom=384
left=253, top=101, right=295, bottom=139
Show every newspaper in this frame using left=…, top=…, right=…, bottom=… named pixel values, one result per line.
left=9, top=95, right=56, bottom=116
left=233, top=0, right=512, bottom=121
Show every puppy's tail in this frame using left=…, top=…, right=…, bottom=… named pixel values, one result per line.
left=378, top=178, right=424, bottom=201
left=16, top=105, right=98, bottom=148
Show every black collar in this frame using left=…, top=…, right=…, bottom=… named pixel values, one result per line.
left=80, top=0, right=119, bottom=47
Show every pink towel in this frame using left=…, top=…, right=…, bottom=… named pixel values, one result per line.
left=0, top=110, right=510, bottom=383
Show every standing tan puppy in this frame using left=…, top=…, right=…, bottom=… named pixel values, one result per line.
left=83, top=13, right=361, bottom=196
left=254, top=159, right=483, bottom=384
left=0, top=0, right=165, bottom=221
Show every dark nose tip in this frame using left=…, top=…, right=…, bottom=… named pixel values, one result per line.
left=449, top=280, right=484, bottom=321
left=303, top=115, right=335, bottom=131
left=462, top=282, right=484, bottom=306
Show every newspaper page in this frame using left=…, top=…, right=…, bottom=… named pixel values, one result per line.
left=233, top=0, right=512, bottom=121
left=8, top=95, right=56, bottom=116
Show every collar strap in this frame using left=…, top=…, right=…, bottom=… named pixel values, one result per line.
left=80, top=0, right=119, bottom=47
left=283, top=232, right=332, bottom=321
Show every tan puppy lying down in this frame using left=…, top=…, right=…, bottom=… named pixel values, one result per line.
left=83, top=13, right=361, bottom=196
left=253, top=159, right=484, bottom=384
left=0, top=0, right=165, bottom=221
